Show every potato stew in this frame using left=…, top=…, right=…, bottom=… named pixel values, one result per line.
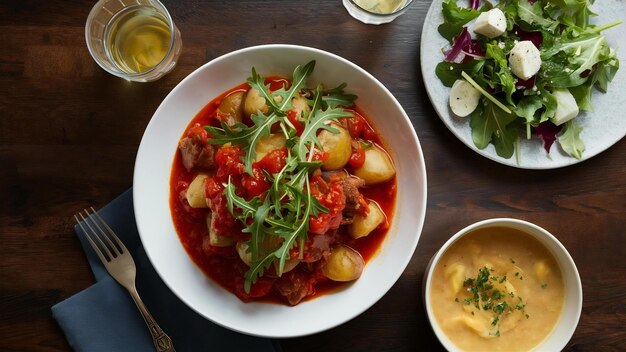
left=170, top=61, right=396, bottom=305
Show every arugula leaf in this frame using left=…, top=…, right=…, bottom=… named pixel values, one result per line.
left=272, top=61, right=316, bottom=111
left=517, top=0, right=559, bottom=32
left=496, top=0, right=518, bottom=31
left=513, top=95, right=543, bottom=138
left=494, top=122, right=519, bottom=158
left=436, top=60, right=486, bottom=87
left=544, top=0, right=597, bottom=29
left=558, top=120, right=585, bottom=159
left=438, top=0, right=480, bottom=42
left=243, top=253, right=276, bottom=294
left=485, top=43, right=516, bottom=105
left=295, top=87, right=352, bottom=162
left=537, top=85, right=558, bottom=123
left=322, top=83, right=357, bottom=109
left=513, top=95, right=543, bottom=124
left=470, top=98, right=518, bottom=158
left=541, top=32, right=612, bottom=88
left=225, top=177, right=259, bottom=219
left=569, top=51, right=619, bottom=111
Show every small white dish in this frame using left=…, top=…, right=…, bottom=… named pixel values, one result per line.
left=342, top=0, right=415, bottom=25
left=420, top=0, right=626, bottom=169
left=423, top=218, right=582, bottom=351
left=133, top=44, right=427, bottom=337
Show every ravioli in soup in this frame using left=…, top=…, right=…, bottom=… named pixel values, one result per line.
left=430, top=227, right=564, bottom=351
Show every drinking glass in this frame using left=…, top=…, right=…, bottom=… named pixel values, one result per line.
left=343, top=0, right=415, bottom=25
left=85, top=0, right=182, bottom=82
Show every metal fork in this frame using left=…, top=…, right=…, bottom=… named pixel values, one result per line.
left=74, top=207, right=175, bottom=352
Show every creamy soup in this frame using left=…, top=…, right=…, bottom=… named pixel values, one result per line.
left=430, top=227, right=564, bottom=351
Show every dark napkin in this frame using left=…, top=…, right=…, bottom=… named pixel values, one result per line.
left=52, top=189, right=278, bottom=352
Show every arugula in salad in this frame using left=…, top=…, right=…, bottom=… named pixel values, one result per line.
left=436, top=0, right=621, bottom=160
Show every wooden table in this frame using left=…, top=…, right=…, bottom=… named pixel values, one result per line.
left=1, top=1, right=625, bottom=351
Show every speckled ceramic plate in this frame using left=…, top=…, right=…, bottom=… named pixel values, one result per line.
left=420, top=0, right=626, bottom=169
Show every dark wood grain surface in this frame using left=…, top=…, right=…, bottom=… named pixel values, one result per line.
left=1, top=1, right=625, bottom=351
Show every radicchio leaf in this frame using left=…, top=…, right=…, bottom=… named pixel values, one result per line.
left=445, top=27, right=484, bottom=63
left=516, top=76, right=536, bottom=90
left=535, top=121, right=562, bottom=153
left=514, top=25, right=543, bottom=48
left=470, top=0, right=480, bottom=10
left=445, top=27, right=472, bottom=63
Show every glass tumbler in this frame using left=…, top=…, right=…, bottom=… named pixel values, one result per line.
left=85, top=0, right=182, bottom=82
left=343, top=0, right=415, bottom=25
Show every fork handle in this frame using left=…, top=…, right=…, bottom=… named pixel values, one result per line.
left=128, top=286, right=176, bottom=352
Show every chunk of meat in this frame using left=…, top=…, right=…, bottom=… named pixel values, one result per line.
left=274, top=270, right=316, bottom=306
left=321, top=172, right=367, bottom=225
left=341, top=176, right=366, bottom=218
left=290, top=231, right=335, bottom=263
left=178, top=123, right=215, bottom=171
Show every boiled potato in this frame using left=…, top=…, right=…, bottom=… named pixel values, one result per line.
left=291, top=94, right=310, bottom=120
left=533, top=260, right=549, bottom=281
left=318, top=124, right=351, bottom=170
left=236, top=236, right=284, bottom=267
left=273, top=258, right=301, bottom=276
left=236, top=240, right=252, bottom=265
left=185, top=174, right=209, bottom=208
left=350, top=201, right=385, bottom=239
left=444, top=262, right=466, bottom=295
left=352, top=145, right=395, bottom=185
left=217, top=91, right=244, bottom=126
left=255, top=133, right=286, bottom=162
left=322, top=244, right=364, bottom=282
left=207, top=214, right=235, bottom=247
left=243, top=87, right=269, bottom=117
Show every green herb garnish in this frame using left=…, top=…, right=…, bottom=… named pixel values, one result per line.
left=458, top=266, right=529, bottom=336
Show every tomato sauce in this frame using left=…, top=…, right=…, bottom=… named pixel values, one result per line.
left=170, top=80, right=397, bottom=305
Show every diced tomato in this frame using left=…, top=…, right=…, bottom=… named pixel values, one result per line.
left=256, top=148, right=288, bottom=174
left=186, top=123, right=208, bottom=140
left=266, top=77, right=290, bottom=91
left=287, top=110, right=304, bottom=136
left=348, top=147, right=366, bottom=169
left=307, top=148, right=329, bottom=163
left=241, top=165, right=270, bottom=198
left=215, top=145, right=245, bottom=178
left=362, top=124, right=377, bottom=141
left=309, top=176, right=345, bottom=235
left=233, top=275, right=275, bottom=301
left=204, top=177, right=222, bottom=199
left=344, top=113, right=365, bottom=138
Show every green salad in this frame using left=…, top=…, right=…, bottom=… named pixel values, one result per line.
left=436, top=0, right=620, bottom=160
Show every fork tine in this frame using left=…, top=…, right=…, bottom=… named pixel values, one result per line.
left=74, top=214, right=109, bottom=265
left=78, top=210, right=114, bottom=261
left=90, top=206, right=128, bottom=254
left=85, top=207, right=121, bottom=257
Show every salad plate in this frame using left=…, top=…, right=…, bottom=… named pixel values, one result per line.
left=420, top=0, right=626, bottom=169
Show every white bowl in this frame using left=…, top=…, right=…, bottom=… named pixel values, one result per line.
left=423, top=218, right=582, bottom=351
left=133, top=44, right=427, bottom=337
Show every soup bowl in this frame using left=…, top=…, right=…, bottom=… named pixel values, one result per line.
left=133, top=44, right=427, bottom=337
left=423, top=218, right=582, bottom=351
